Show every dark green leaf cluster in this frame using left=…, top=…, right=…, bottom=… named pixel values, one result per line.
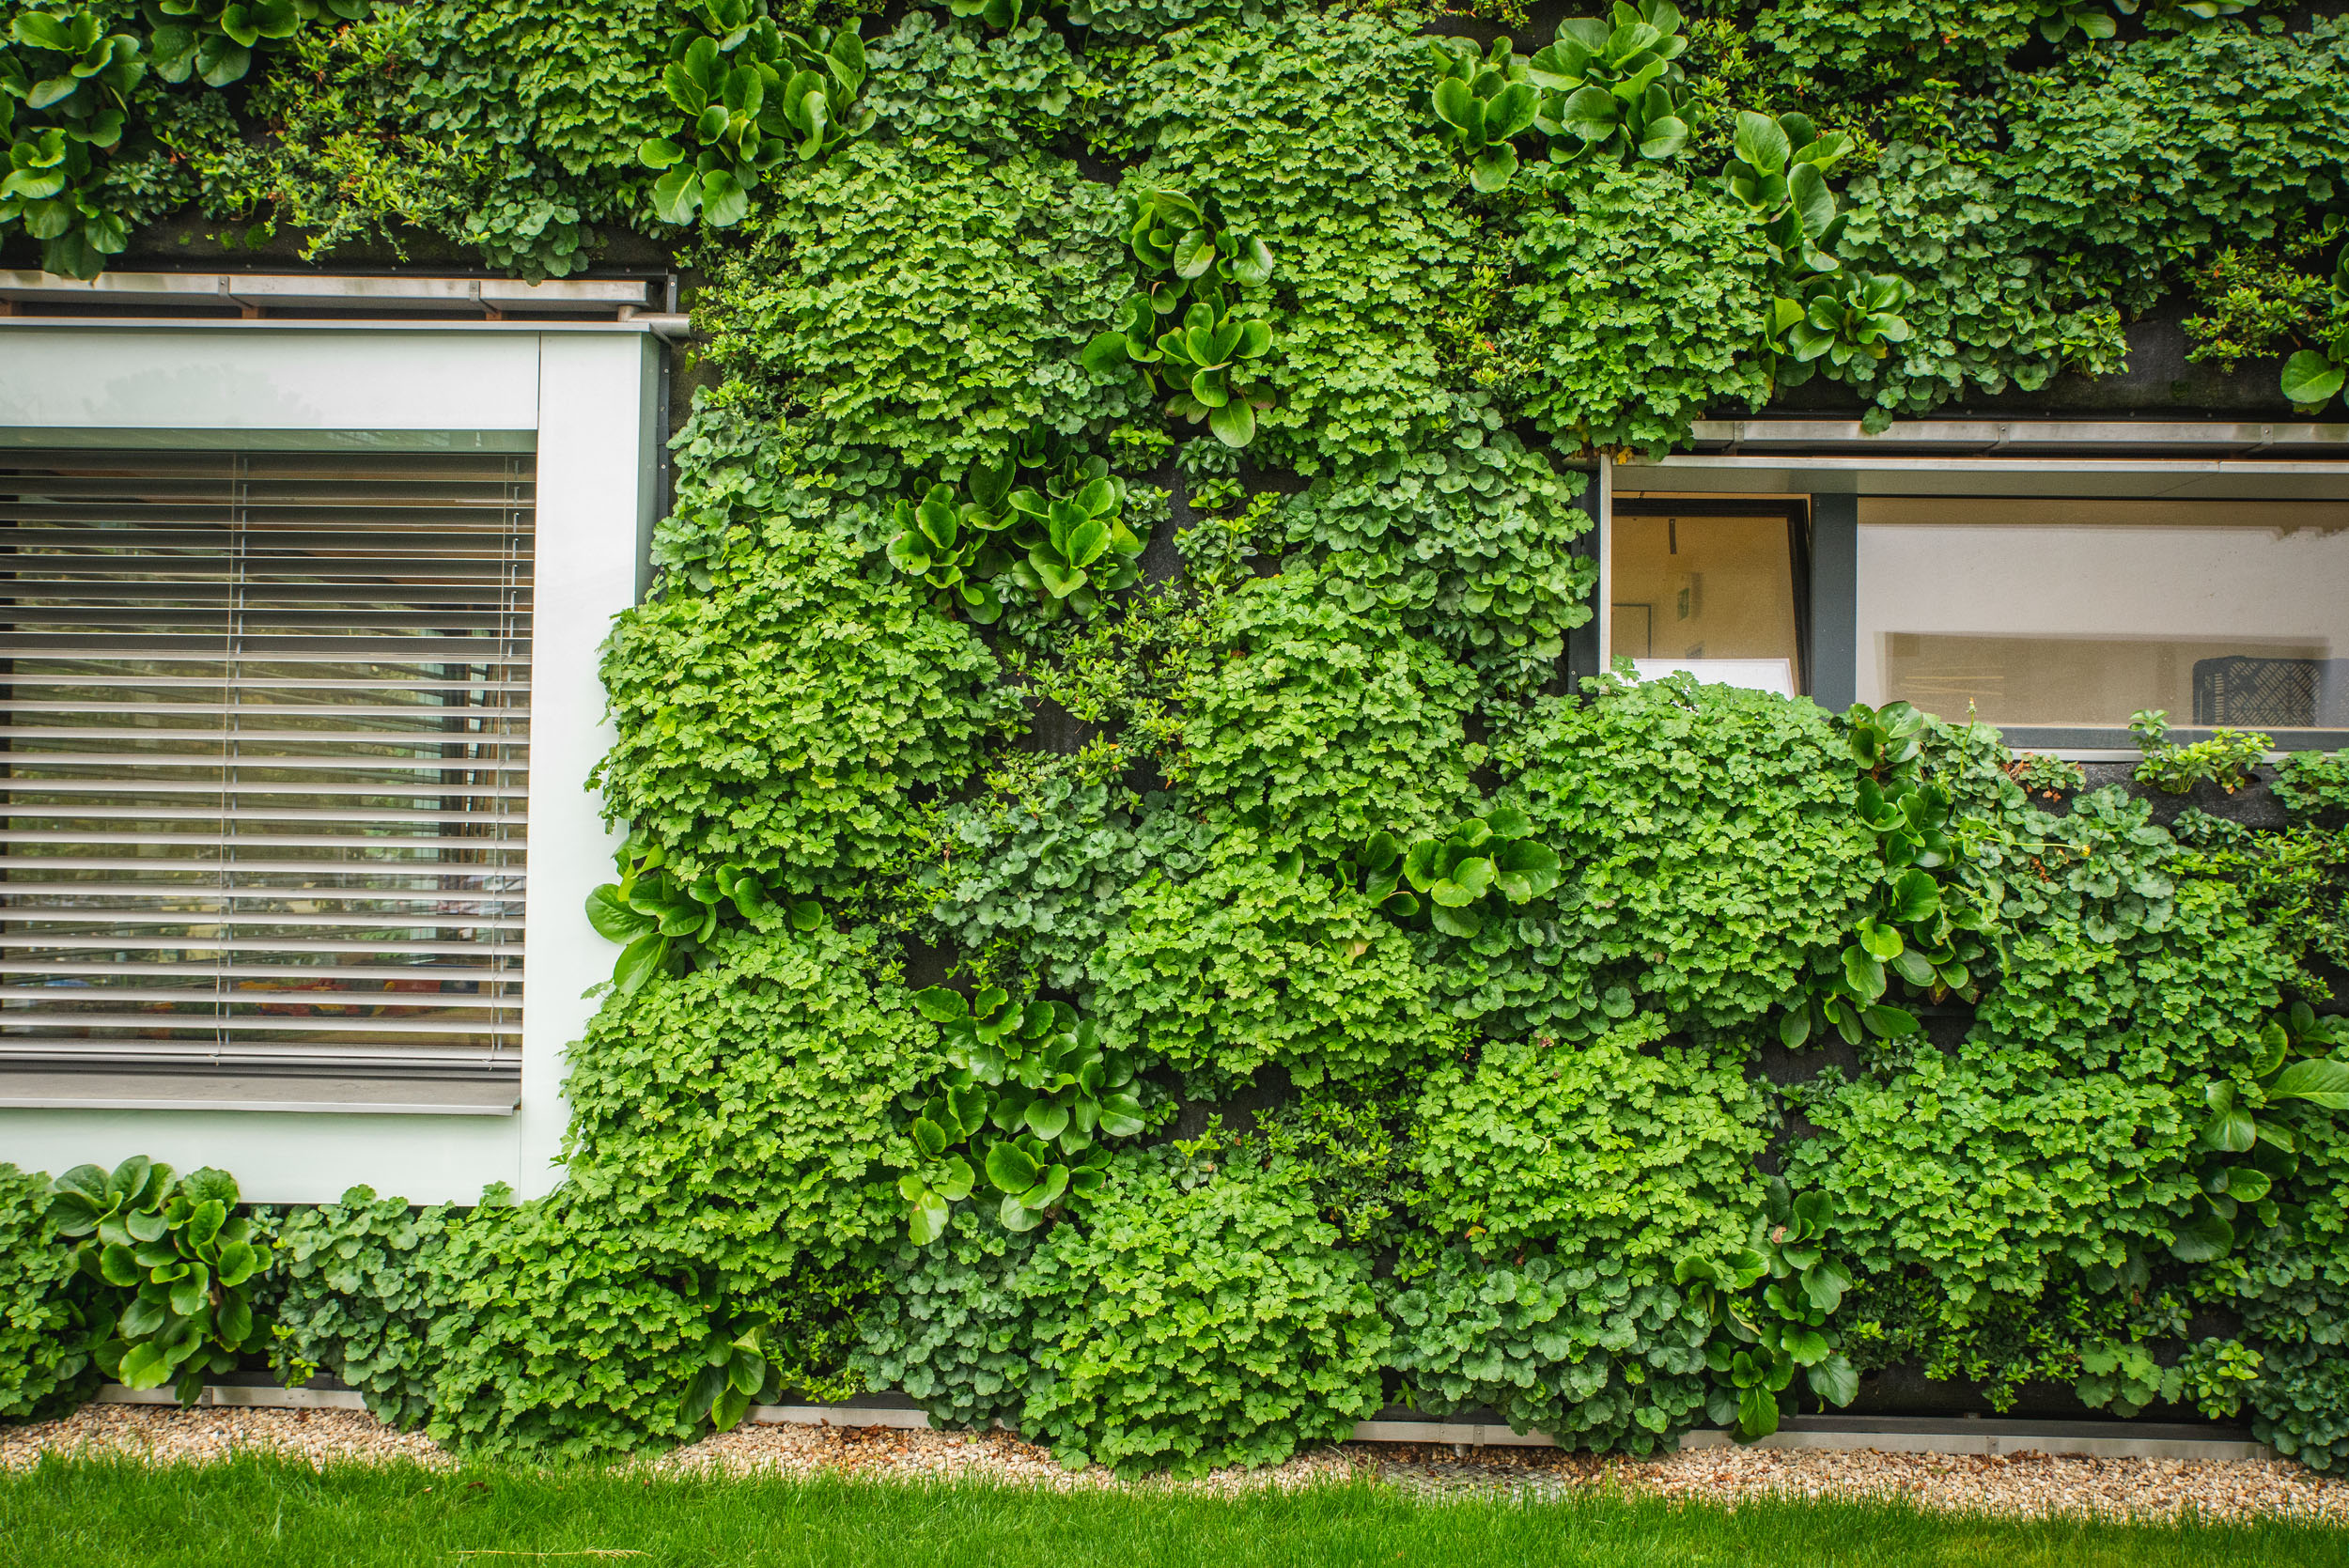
left=1788, top=797, right=2292, bottom=1301
left=2277, top=750, right=2349, bottom=824
left=863, top=13, right=1083, bottom=157
left=271, top=1186, right=455, bottom=1429
left=851, top=1224, right=1039, bottom=1431
left=184, top=0, right=671, bottom=276
left=1387, top=1246, right=1711, bottom=1451
left=917, top=771, right=1215, bottom=1000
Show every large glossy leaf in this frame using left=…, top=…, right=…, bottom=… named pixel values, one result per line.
left=1807, top=1352, right=1859, bottom=1407
left=2281, top=350, right=2344, bottom=410
left=2272, top=1057, right=2349, bottom=1109
left=985, top=1141, right=1040, bottom=1195
left=1558, top=84, right=1618, bottom=143
left=1469, top=143, right=1517, bottom=193
left=613, top=932, right=670, bottom=996
left=1734, top=110, right=1790, bottom=176
left=2169, top=1209, right=2234, bottom=1262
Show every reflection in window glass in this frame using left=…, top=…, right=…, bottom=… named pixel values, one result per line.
left=1857, top=498, right=2349, bottom=731
left=1610, top=511, right=1799, bottom=676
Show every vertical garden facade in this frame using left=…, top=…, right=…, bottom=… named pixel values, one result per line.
left=3, top=0, right=2349, bottom=1478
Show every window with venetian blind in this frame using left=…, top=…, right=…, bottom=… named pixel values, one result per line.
left=0, top=448, right=530, bottom=1079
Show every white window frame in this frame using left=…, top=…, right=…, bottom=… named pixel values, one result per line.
left=0, top=320, right=661, bottom=1203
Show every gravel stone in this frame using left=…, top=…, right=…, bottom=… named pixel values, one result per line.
left=8, top=1405, right=2349, bottom=1523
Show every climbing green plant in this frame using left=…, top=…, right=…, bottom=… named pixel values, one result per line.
left=592, top=521, right=1017, bottom=889
left=1018, top=1136, right=1391, bottom=1477
left=1499, top=673, right=1878, bottom=1037
left=2131, top=708, right=2269, bottom=795
left=898, top=987, right=1151, bottom=1239
left=1081, top=186, right=1279, bottom=447
left=1, top=4, right=146, bottom=275
left=1, top=1162, right=95, bottom=1421
left=1400, top=804, right=1562, bottom=940
left=1408, top=1013, right=1768, bottom=1265
left=1097, top=831, right=1467, bottom=1090
left=1425, top=36, right=1536, bottom=193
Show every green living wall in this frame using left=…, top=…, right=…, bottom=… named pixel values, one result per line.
left=8, top=0, right=2349, bottom=1478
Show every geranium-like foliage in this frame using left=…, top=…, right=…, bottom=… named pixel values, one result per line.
left=560, top=923, right=944, bottom=1292
left=696, top=138, right=1142, bottom=476
left=1281, top=404, right=1595, bottom=678
left=1105, top=11, right=1471, bottom=470
left=1503, top=162, right=1773, bottom=456
left=1408, top=1013, right=1769, bottom=1263
left=1019, top=1142, right=1390, bottom=1476
left=594, top=521, right=1017, bottom=888
left=1499, top=675, right=1877, bottom=1032
left=1387, top=1246, right=1713, bottom=1451
left=1183, top=569, right=1482, bottom=848
left=1097, top=831, right=1464, bottom=1089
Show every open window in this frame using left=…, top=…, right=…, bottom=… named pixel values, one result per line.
left=1609, top=499, right=1807, bottom=696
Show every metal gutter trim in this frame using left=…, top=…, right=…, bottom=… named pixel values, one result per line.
left=1632, top=454, right=2349, bottom=476
left=1, top=269, right=651, bottom=308
left=92, top=1386, right=2282, bottom=1462
left=0, top=1071, right=521, bottom=1116
left=1688, top=417, right=2349, bottom=452
left=0, top=316, right=689, bottom=336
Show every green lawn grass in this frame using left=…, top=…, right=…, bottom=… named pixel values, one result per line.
left=4, top=1453, right=2342, bottom=1568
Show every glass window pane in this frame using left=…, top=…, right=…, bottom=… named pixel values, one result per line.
left=1610, top=510, right=1799, bottom=684
left=1856, top=497, right=2349, bottom=731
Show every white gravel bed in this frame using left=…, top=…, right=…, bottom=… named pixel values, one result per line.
left=0, top=1404, right=448, bottom=1474
left=7, top=1405, right=2348, bottom=1524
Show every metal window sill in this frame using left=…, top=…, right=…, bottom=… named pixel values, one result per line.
left=0, top=1071, right=519, bottom=1115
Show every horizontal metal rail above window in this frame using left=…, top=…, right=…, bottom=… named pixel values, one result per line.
left=0, top=448, right=530, bottom=1078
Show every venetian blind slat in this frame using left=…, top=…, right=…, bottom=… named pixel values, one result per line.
left=0, top=449, right=531, bottom=1075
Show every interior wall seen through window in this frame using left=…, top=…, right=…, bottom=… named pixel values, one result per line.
left=1855, top=497, right=2349, bottom=732
left=1609, top=511, right=1800, bottom=687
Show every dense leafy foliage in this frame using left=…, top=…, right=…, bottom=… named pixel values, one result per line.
left=1018, top=1139, right=1390, bottom=1476
left=593, top=521, right=1016, bottom=889
left=0, top=1163, right=90, bottom=1421
left=272, top=1188, right=454, bottom=1429
left=12, top=0, right=2349, bottom=1485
